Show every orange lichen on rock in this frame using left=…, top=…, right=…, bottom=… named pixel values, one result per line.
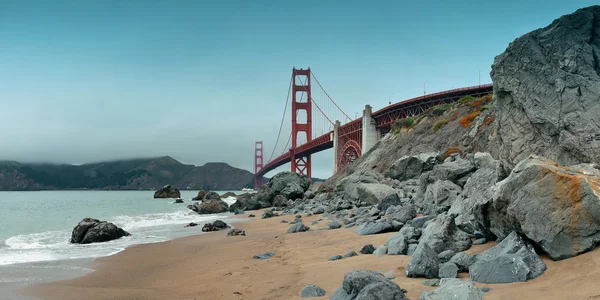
left=458, top=111, right=481, bottom=128
left=468, top=94, right=493, bottom=109
left=449, top=112, right=459, bottom=121
left=483, top=116, right=495, bottom=126
left=443, top=147, right=463, bottom=160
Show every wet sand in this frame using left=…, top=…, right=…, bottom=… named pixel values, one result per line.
left=24, top=211, right=600, bottom=300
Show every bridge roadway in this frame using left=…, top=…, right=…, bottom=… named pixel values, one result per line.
left=257, top=83, right=493, bottom=178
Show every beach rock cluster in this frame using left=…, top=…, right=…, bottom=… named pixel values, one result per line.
left=330, top=270, right=408, bottom=300
left=70, top=218, right=130, bottom=244
left=153, top=185, right=180, bottom=198
left=201, top=220, right=230, bottom=232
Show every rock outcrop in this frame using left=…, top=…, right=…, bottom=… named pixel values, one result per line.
left=253, top=172, right=310, bottom=206
left=192, top=190, right=207, bottom=200
left=487, top=155, right=600, bottom=260
left=419, top=278, right=484, bottom=300
left=153, top=185, right=180, bottom=198
left=70, top=218, right=130, bottom=244
left=492, top=5, right=600, bottom=168
left=190, top=198, right=229, bottom=214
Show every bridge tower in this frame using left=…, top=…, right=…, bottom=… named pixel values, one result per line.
left=254, top=141, right=264, bottom=189
left=290, top=68, right=312, bottom=181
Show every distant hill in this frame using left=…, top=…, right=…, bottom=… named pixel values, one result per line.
left=0, top=156, right=255, bottom=191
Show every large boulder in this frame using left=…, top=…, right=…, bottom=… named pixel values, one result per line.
left=355, top=220, right=394, bottom=235
left=386, top=232, right=408, bottom=255
left=193, top=198, right=229, bottom=214
left=469, top=231, right=546, bottom=284
left=335, top=170, right=385, bottom=200
left=192, top=190, right=207, bottom=200
left=389, top=152, right=438, bottom=181
left=228, top=193, right=261, bottom=212
left=153, top=185, right=180, bottom=198
left=70, top=218, right=130, bottom=244
left=491, top=5, right=600, bottom=168
left=419, top=213, right=472, bottom=254
left=253, top=172, right=310, bottom=206
left=427, top=157, right=476, bottom=185
left=356, top=184, right=400, bottom=206
left=330, top=270, right=408, bottom=300
left=421, top=180, right=462, bottom=215
left=419, top=278, right=484, bottom=300
left=489, top=155, right=600, bottom=260
left=405, top=242, right=439, bottom=278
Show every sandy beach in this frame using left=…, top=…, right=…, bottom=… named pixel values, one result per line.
left=24, top=211, right=600, bottom=300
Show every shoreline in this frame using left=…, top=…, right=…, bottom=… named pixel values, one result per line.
left=20, top=210, right=600, bottom=300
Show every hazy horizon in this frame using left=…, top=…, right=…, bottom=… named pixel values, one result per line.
left=1, top=0, right=596, bottom=178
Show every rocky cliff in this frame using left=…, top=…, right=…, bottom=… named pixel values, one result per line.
left=0, top=156, right=254, bottom=191
left=492, top=5, right=600, bottom=168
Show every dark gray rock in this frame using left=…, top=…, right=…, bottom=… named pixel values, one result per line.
left=334, top=170, right=385, bottom=201
left=389, top=153, right=438, bottom=181
left=373, top=245, right=388, bottom=256
left=399, top=226, right=420, bottom=242
left=419, top=278, right=484, bottom=300
left=173, top=198, right=183, bottom=203
left=329, top=255, right=343, bottom=261
left=253, top=252, right=275, bottom=259
left=71, top=218, right=130, bottom=244
left=359, top=244, right=376, bottom=254
left=312, top=206, right=326, bottom=214
left=438, top=262, right=458, bottom=278
left=377, top=192, right=403, bottom=212
left=193, top=199, right=229, bottom=214
left=385, top=204, right=417, bottom=224
left=419, top=213, right=472, bottom=254
left=469, top=231, right=546, bottom=284
left=330, top=270, right=408, bottom=300
left=488, top=155, right=600, bottom=260
left=437, top=250, right=456, bottom=263
left=407, top=244, right=418, bottom=256
left=301, top=284, right=326, bottom=298
left=409, top=215, right=436, bottom=229
left=354, top=221, right=394, bottom=235
left=474, top=238, right=487, bottom=245
left=287, top=223, right=310, bottom=234
left=261, top=210, right=274, bottom=219
left=386, top=233, right=407, bottom=255
left=153, top=185, right=180, bottom=198
left=254, top=171, right=310, bottom=206
left=448, top=252, right=475, bottom=273
left=328, top=220, right=342, bottom=230
left=422, top=180, right=461, bottom=215
left=406, top=242, right=439, bottom=278
left=227, top=228, right=246, bottom=236
left=491, top=5, right=600, bottom=168
left=428, top=157, right=476, bottom=185
left=356, top=183, right=399, bottom=206
left=184, top=222, right=198, bottom=227
left=272, top=195, right=289, bottom=207
left=212, top=220, right=228, bottom=229
left=344, top=250, right=358, bottom=258
left=203, top=191, right=220, bottom=200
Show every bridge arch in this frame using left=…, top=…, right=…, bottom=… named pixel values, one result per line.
left=338, top=140, right=361, bottom=171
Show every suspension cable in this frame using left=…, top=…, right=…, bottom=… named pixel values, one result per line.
left=268, top=74, right=293, bottom=162
left=310, top=70, right=352, bottom=122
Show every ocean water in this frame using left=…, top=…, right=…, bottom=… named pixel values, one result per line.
left=0, top=190, right=244, bottom=299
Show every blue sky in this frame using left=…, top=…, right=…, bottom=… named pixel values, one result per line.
left=0, top=0, right=596, bottom=179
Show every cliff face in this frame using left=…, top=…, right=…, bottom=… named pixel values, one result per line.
left=491, top=5, right=600, bottom=168
left=0, top=157, right=254, bottom=191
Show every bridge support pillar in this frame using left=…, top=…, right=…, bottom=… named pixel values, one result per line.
left=362, top=105, right=377, bottom=155
left=332, top=120, right=340, bottom=173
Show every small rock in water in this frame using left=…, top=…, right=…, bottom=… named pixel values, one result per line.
left=201, top=223, right=219, bottom=232
left=212, top=220, right=229, bottom=229
left=227, top=228, right=246, bottom=236
left=173, top=198, right=184, bottom=203
left=328, top=255, right=343, bottom=261
left=184, top=222, right=198, bottom=228
left=300, top=284, right=326, bottom=298
left=343, top=250, right=358, bottom=258
left=359, top=244, right=376, bottom=254
left=253, top=252, right=275, bottom=260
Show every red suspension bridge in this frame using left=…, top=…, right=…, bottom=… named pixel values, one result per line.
left=254, top=68, right=493, bottom=188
